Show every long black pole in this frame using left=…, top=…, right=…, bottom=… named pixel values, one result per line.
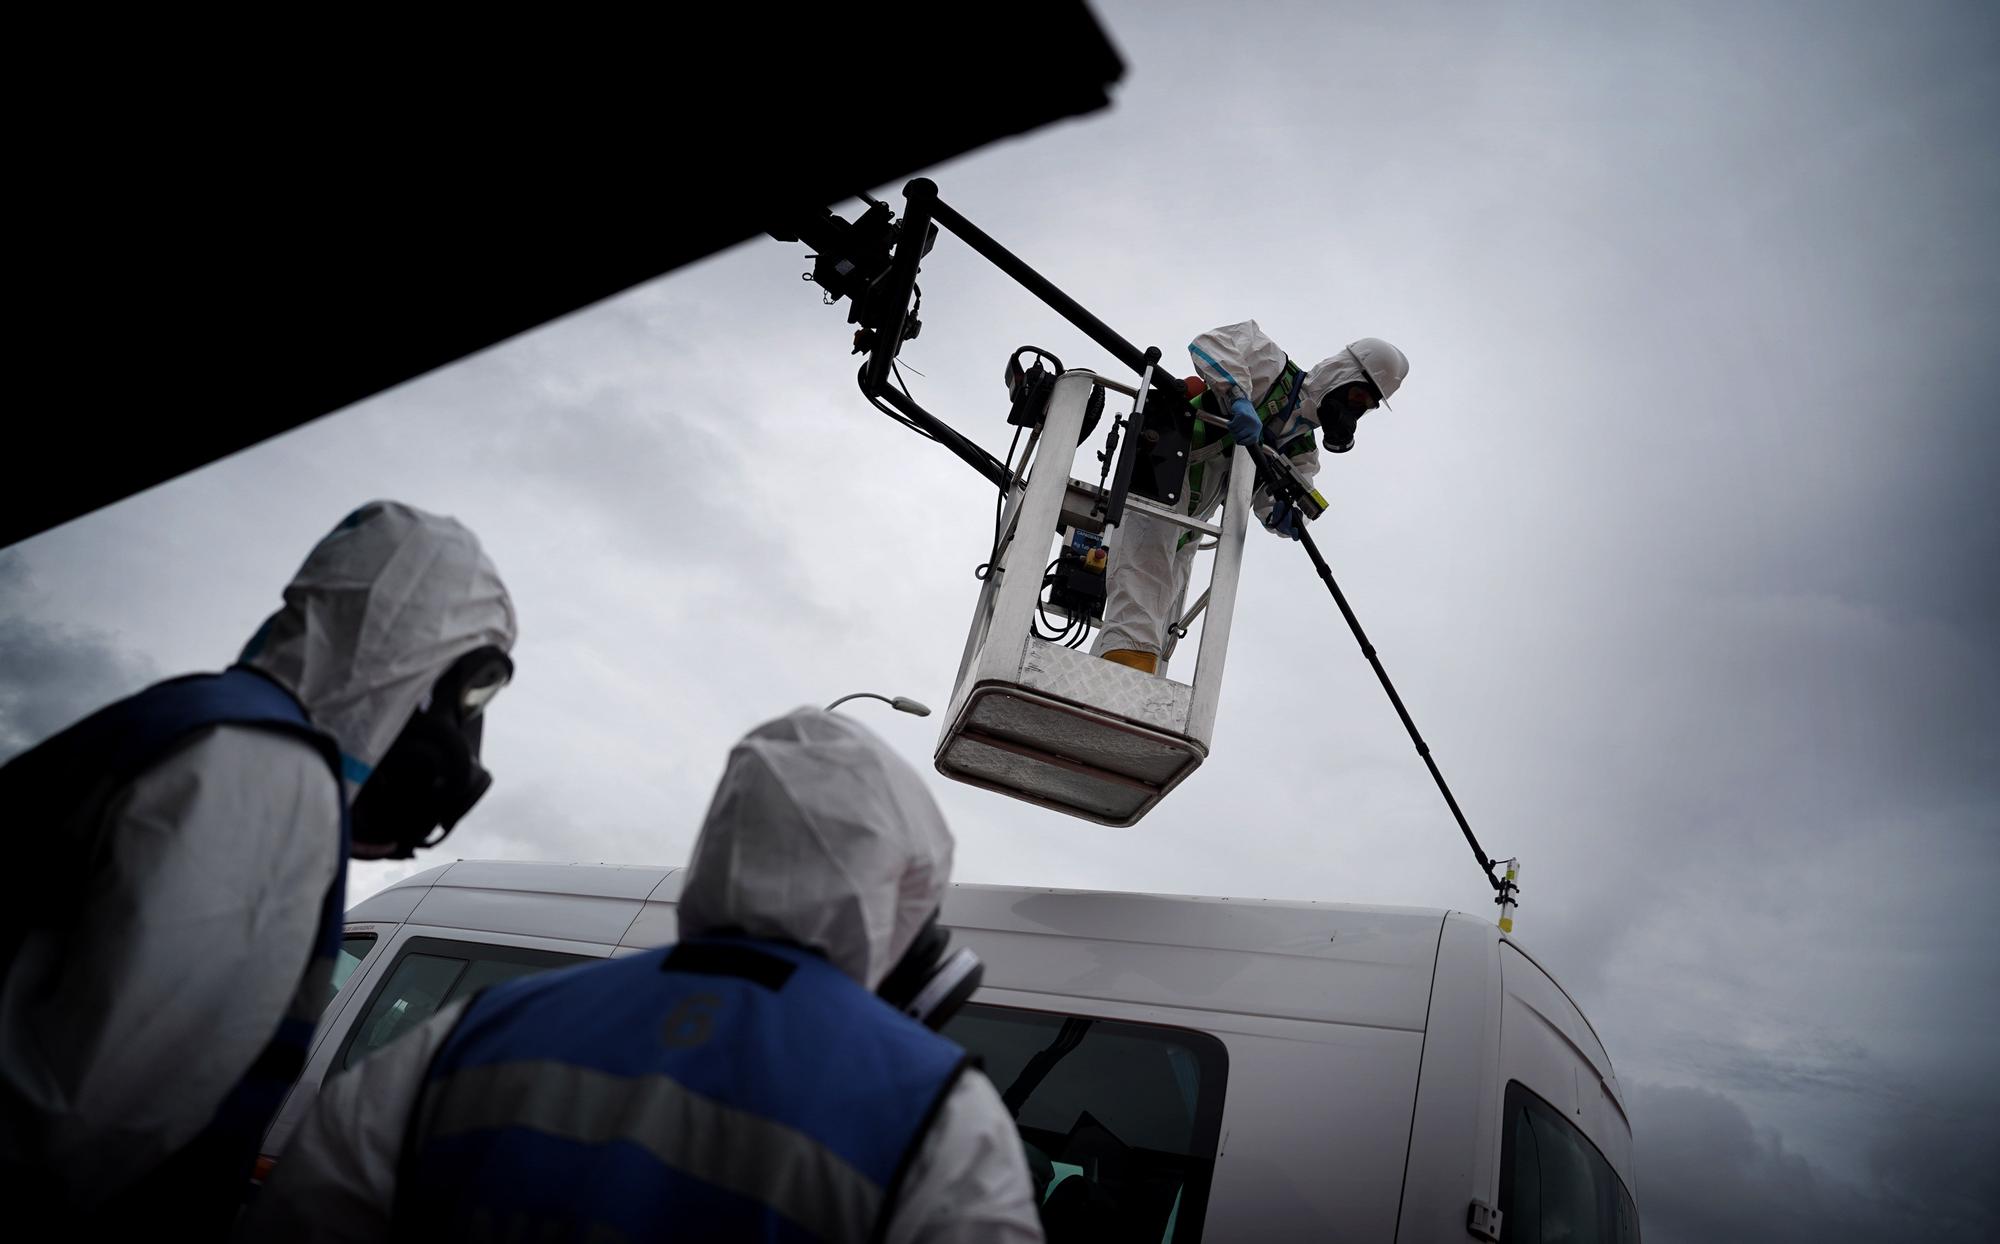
left=920, top=183, right=1187, bottom=410
left=1275, top=485, right=1502, bottom=892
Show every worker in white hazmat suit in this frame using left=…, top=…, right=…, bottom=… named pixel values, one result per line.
left=0, top=500, right=517, bottom=1233
left=244, top=707, right=1043, bottom=1244
left=1093, top=321, right=1409, bottom=674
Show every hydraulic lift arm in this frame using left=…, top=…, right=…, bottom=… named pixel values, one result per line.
left=774, top=178, right=1188, bottom=501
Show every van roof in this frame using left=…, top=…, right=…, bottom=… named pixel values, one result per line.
left=351, top=861, right=1463, bottom=1028
left=353, top=858, right=1460, bottom=951
left=352, top=860, right=1618, bottom=1101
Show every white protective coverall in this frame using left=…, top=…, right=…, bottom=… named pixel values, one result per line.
left=0, top=500, right=515, bottom=1206
left=245, top=708, right=1044, bottom=1244
left=1091, top=321, right=1397, bottom=663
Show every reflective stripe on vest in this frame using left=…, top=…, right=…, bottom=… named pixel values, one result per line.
left=0, top=666, right=346, bottom=1222
left=400, top=937, right=969, bottom=1243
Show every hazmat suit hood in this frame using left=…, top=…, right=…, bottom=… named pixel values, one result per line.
left=1302, top=337, right=1409, bottom=414
left=239, top=500, right=517, bottom=796
left=677, top=708, right=956, bottom=990
left=1302, top=337, right=1409, bottom=451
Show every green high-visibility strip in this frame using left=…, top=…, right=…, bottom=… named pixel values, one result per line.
left=1257, top=361, right=1303, bottom=421
left=1177, top=360, right=1311, bottom=534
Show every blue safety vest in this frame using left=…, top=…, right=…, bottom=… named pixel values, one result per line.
left=400, top=936, right=971, bottom=1244
left=0, top=666, right=347, bottom=1226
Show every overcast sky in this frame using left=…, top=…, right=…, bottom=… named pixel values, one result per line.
left=4, top=2, right=1994, bottom=1239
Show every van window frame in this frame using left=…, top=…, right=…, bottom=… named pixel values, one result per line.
left=1497, top=1079, right=1639, bottom=1242
left=322, top=930, right=378, bottom=1016
left=946, top=1000, right=1229, bottom=1243
left=333, top=935, right=592, bottom=1071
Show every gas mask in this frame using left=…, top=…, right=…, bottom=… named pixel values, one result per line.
left=876, top=910, right=984, bottom=1031
left=1317, top=381, right=1378, bottom=454
left=349, top=645, right=514, bottom=859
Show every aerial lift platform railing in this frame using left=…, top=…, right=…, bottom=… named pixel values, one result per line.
left=937, top=370, right=1254, bottom=826
left=778, top=177, right=1256, bottom=825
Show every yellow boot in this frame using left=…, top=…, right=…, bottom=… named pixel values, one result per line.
left=1101, top=648, right=1158, bottom=675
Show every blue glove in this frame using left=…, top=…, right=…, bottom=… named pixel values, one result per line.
left=1266, top=498, right=1302, bottom=540
left=1227, top=396, right=1263, bottom=446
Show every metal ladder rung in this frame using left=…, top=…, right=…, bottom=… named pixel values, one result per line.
left=1122, top=495, right=1223, bottom=537
left=1061, top=479, right=1222, bottom=537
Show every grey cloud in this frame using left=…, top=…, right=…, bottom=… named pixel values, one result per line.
left=1672, top=1035, right=1883, bottom=1101
left=1628, top=1080, right=1994, bottom=1243
left=1864, top=1098, right=2000, bottom=1241
left=0, top=554, right=158, bottom=761
left=323, top=286, right=848, bottom=637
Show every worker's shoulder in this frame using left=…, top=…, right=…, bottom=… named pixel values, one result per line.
left=126, top=724, right=341, bottom=833
left=165, top=722, right=342, bottom=785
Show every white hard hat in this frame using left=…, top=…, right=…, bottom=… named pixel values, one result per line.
left=1345, top=337, right=1409, bottom=409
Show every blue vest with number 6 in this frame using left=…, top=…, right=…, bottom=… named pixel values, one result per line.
left=399, top=936, right=970, bottom=1243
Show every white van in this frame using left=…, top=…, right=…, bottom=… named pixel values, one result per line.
left=268, top=860, right=1639, bottom=1242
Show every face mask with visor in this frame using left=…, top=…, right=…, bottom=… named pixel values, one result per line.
left=349, top=645, right=514, bottom=858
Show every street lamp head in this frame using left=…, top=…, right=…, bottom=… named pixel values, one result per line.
left=825, top=691, right=933, bottom=717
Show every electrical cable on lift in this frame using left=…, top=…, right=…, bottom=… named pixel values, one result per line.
left=1032, top=557, right=1086, bottom=645
left=973, top=425, right=1026, bottom=581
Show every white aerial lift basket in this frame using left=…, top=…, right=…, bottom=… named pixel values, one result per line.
left=936, top=370, right=1253, bottom=825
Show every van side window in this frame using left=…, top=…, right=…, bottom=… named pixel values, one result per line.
left=1498, top=1081, right=1639, bottom=1243
left=322, top=932, right=376, bottom=1016
left=338, top=937, right=592, bottom=1070
left=943, top=1003, right=1227, bottom=1243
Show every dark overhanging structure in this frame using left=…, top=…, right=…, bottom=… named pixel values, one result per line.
left=7, top=8, right=1125, bottom=549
